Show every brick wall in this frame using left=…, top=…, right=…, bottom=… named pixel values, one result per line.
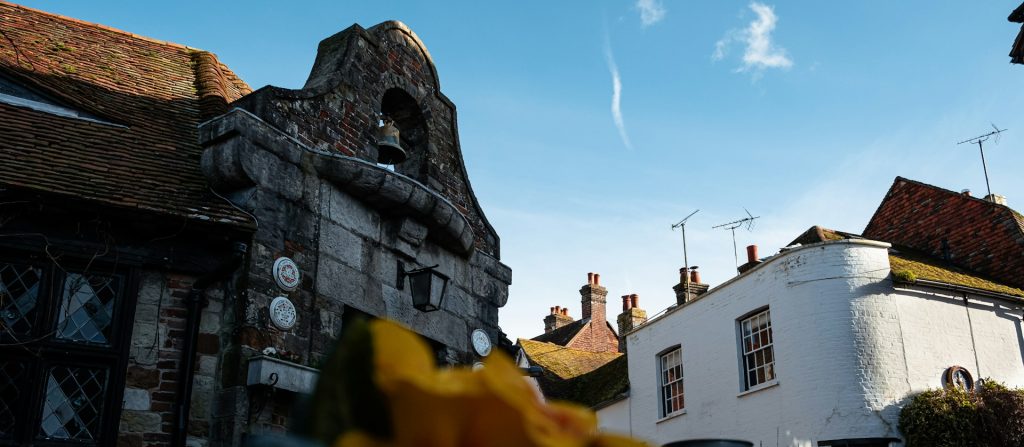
left=119, top=271, right=225, bottom=447
left=565, top=321, right=619, bottom=354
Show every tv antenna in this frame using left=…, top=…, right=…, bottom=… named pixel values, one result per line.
left=713, top=209, right=760, bottom=274
left=957, top=124, right=1006, bottom=199
left=671, top=209, right=699, bottom=302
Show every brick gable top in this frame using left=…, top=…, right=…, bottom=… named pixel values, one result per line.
left=0, top=1, right=253, bottom=226
left=532, top=319, right=588, bottom=346
left=863, top=177, right=1024, bottom=289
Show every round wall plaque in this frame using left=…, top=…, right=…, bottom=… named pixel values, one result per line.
left=269, top=296, right=297, bottom=330
left=273, top=257, right=301, bottom=291
left=471, top=329, right=492, bottom=357
left=944, top=365, right=974, bottom=391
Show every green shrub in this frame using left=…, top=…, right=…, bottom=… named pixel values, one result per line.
left=899, top=381, right=1024, bottom=447
left=899, top=387, right=978, bottom=447
left=976, top=381, right=1024, bottom=447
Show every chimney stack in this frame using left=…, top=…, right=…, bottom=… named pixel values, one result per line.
left=985, top=194, right=1008, bottom=206
left=737, top=245, right=763, bottom=274
left=580, top=272, right=608, bottom=324
left=617, top=293, right=648, bottom=352
left=673, top=266, right=709, bottom=305
left=543, top=304, right=575, bottom=333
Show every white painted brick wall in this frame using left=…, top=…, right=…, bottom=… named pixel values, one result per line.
left=597, top=399, right=631, bottom=435
left=600, top=240, right=1024, bottom=446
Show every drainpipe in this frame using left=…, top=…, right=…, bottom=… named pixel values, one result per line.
left=173, top=242, right=247, bottom=447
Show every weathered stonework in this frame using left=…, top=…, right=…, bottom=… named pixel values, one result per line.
left=196, top=21, right=512, bottom=444
left=230, top=21, right=499, bottom=257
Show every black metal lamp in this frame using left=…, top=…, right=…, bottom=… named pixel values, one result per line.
left=397, top=263, right=449, bottom=312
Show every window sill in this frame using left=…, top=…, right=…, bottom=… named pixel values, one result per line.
left=737, top=379, right=779, bottom=398
left=656, top=409, right=686, bottom=423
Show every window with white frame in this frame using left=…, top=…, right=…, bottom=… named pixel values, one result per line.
left=659, top=347, right=684, bottom=417
left=739, top=308, right=775, bottom=390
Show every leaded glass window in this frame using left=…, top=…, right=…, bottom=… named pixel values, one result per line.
left=0, top=361, right=26, bottom=439
left=0, top=252, right=134, bottom=447
left=39, top=366, right=108, bottom=441
left=56, top=273, right=119, bottom=344
left=0, top=262, right=41, bottom=336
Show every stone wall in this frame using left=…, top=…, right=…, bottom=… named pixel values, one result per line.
left=200, top=78, right=510, bottom=444
left=231, top=21, right=499, bottom=258
left=119, top=270, right=228, bottom=447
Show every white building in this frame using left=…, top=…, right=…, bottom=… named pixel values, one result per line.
left=599, top=178, right=1024, bottom=447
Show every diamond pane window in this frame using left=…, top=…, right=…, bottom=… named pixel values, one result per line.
left=0, top=262, right=42, bottom=336
left=0, top=361, right=27, bottom=439
left=39, top=366, right=107, bottom=441
left=56, top=273, right=118, bottom=344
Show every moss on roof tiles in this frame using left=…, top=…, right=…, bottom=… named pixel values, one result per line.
left=890, top=253, right=1024, bottom=298
left=518, top=339, right=621, bottom=380
left=543, top=355, right=630, bottom=408
left=787, top=225, right=862, bottom=246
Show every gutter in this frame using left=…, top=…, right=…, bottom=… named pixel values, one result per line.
left=590, top=391, right=629, bottom=411
left=173, top=242, right=247, bottom=447
left=895, top=278, right=1024, bottom=304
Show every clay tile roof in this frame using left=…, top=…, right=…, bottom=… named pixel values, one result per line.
left=0, top=2, right=253, bottom=226
left=518, top=338, right=621, bottom=380
left=787, top=225, right=862, bottom=246
left=864, top=177, right=1024, bottom=289
left=535, top=353, right=630, bottom=408
left=890, top=250, right=1024, bottom=298
left=530, top=319, right=588, bottom=346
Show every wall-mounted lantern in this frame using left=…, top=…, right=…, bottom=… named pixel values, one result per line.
left=376, top=117, right=408, bottom=165
left=397, top=262, right=449, bottom=312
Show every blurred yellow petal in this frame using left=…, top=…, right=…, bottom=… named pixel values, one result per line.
left=359, top=320, right=648, bottom=447
left=370, top=319, right=435, bottom=391
left=333, top=431, right=393, bottom=447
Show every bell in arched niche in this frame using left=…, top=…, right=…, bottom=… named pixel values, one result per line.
left=376, top=116, right=408, bottom=165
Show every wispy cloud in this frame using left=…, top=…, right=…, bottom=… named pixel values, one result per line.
left=605, top=40, right=633, bottom=151
left=636, top=0, right=666, bottom=27
left=713, top=2, right=792, bottom=73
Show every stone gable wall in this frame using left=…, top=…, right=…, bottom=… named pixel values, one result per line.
left=232, top=22, right=499, bottom=257
left=200, top=106, right=511, bottom=444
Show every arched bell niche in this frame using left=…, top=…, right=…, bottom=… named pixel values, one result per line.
left=380, top=88, right=429, bottom=182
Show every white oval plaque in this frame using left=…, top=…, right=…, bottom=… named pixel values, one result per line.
left=273, top=257, right=301, bottom=291
left=269, top=296, right=297, bottom=330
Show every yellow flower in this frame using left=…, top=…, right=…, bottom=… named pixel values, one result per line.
left=332, top=319, right=649, bottom=447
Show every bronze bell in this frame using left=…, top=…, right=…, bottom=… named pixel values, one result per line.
left=376, top=118, right=408, bottom=165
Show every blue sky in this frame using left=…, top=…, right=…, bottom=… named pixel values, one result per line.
left=20, top=0, right=1024, bottom=341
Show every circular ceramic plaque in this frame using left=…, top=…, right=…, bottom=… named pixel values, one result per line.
left=944, top=365, right=974, bottom=391
left=273, top=257, right=301, bottom=291
left=471, top=329, right=492, bottom=357
left=269, top=296, right=297, bottom=330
